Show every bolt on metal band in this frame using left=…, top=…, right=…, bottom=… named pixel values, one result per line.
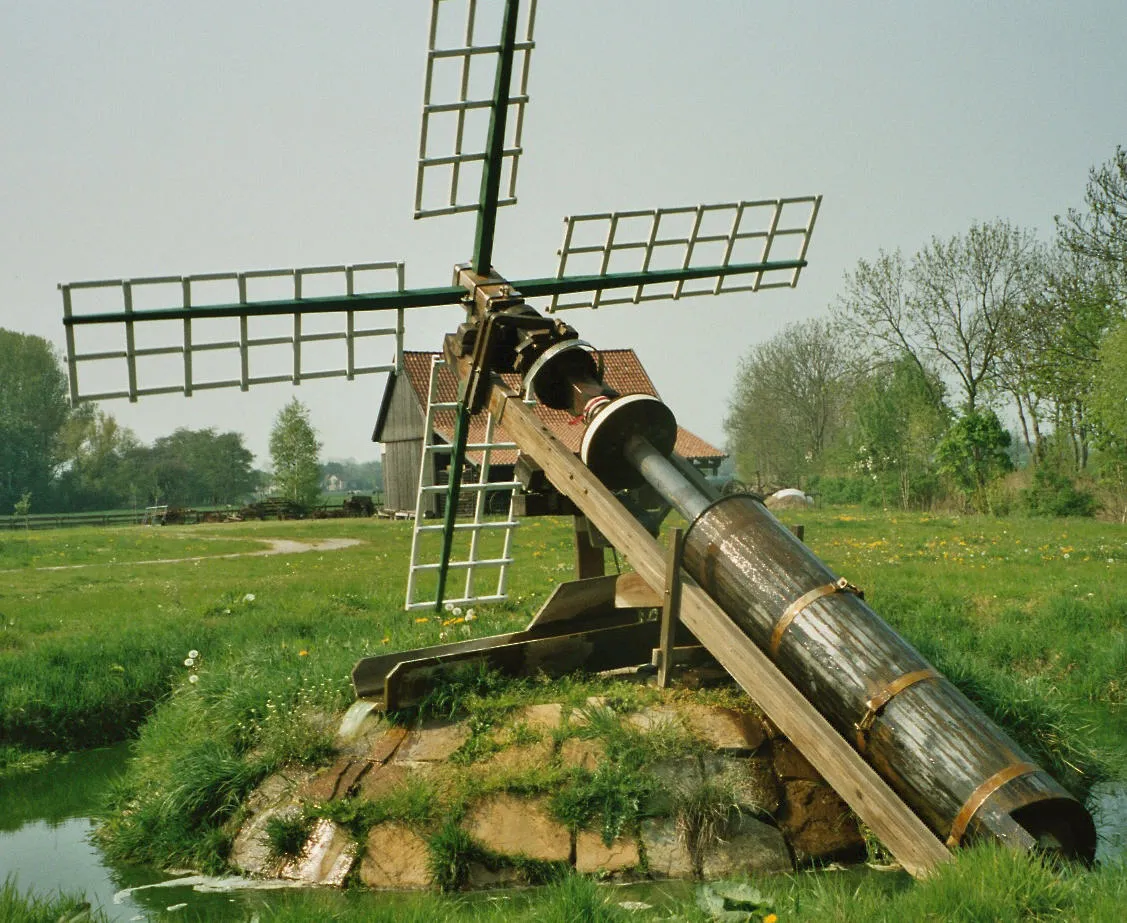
left=769, top=577, right=863, bottom=658
left=854, top=668, right=940, bottom=751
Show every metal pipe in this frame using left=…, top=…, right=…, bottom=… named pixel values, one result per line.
left=623, top=434, right=711, bottom=522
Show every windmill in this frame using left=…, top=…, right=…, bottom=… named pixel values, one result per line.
left=59, top=0, right=820, bottom=613
left=58, top=1, right=1095, bottom=872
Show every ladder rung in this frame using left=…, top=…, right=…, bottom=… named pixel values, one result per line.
left=416, top=521, right=518, bottom=533
left=405, top=594, right=508, bottom=612
left=411, top=558, right=513, bottom=572
left=420, top=482, right=521, bottom=494
left=424, top=441, right=517, bottom=454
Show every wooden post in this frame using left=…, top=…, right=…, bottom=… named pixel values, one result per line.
left=488, top=379, right=952, bottom=879
left=573, top=516, right=605, bottom=579
left=657, top=528, right=684, bottom=688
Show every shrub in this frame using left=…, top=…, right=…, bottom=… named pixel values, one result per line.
left=1022, top=467, right=1099, bottom=517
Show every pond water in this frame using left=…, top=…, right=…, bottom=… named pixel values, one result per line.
left=1, top=745, right=1124, bottom=921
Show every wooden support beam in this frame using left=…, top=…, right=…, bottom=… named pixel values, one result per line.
left=657, top=527, right=684, bottom=689
left=574, top=515, right=605, bottom=579
left=488, top=378, right=952, bottom=879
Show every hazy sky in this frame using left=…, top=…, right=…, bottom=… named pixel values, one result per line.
left=2, top=1, right=1124, bottom=466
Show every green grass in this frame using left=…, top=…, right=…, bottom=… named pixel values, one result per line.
left=0, top=876, right=109, bottom=923
left=2, top=508, right=1127, bottom=917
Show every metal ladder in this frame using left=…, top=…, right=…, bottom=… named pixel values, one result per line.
left=404, top=355, right=523, bottom=611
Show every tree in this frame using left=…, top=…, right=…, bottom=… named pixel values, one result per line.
left=145, top=428, right=257, bottom=506
left=269, top=399, right=322, bottom=509
left=1088, top=320, right=1127, bottom=449
left=724, top=318, right=854, bottom=487
left=998, top=249, right=1119, bottom=470
left=836, top=221, right=1044, bottom=414
left=54, top=407, right=143, bottom=510
left=1057, top=146, right=1127, bottom=293
left=936, top=409, right=1014, bottom=513
left=0, top=329, right=72, bottom=512
left=853, top=354, right=950, bottom=509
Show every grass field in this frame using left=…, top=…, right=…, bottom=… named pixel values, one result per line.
left=1, top=508, right=1125, bottom=920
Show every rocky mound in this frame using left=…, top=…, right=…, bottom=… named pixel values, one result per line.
left=230, top=693, right=868, bottom=891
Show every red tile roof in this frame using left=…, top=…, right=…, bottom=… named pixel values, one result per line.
left=391, top=350, right=725, bottom=465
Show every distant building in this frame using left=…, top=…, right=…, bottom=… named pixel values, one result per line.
left=324, top=474, right=345, bottom=493
left=372, top=349, right=726, bottom=515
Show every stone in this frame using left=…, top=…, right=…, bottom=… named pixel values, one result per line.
left=640, top=816, right=694, bottom=880
left=229, top=769, right=315, bottom=876
left=300, top=758, right=371, bottom=803
left=355, top=762, right=411, bottom=801
left=776, top=780, right=865, bottom=862
left=367, top=725, right=411, bottom=764
left=360, top=822, right=432, bottom=890
left=699, top=754, right=780, bottom=814
left=682, top=705, right=766, bottom=753
left=575, top=831, right=640, bottom=874
left=479, top=740, right=555, bottom=774
left=464, top=794, right=571, bottom=863
left=625, top=706, right=683, bottom=732
left=279, top=819, right=357, bottom=886
left=510, top=703, right=564, bottom=734
left=230, top=804, right=289, bottom=877
left=769, top=739, right=821, bottom=782
left=464, top=861, right=525, bottom=890
left=699, top=814, right=792, bottom=879
left=395, top=719, right=471, bottom=763
left=558, top=737, right=605, bottom=771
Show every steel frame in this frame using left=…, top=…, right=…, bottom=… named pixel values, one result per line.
left=549, top=197, right=821, bottom=311
left=60, top=262, right=405, bottom=403
left=414, top=0, right=537, bottom=221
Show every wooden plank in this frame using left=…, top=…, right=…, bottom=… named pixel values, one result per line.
left=353, top=578, right=639, bottom=698
left=489, top=379, right=952, bottom=879
left=525, top=574, right=617, bottom=630
left=615, top=572, right=662, bottom=608
left=657, top=528, right=684, bottom=688
left=384, top=620, right=665, bottom=712
left=574, top=515, right=606, bottom=578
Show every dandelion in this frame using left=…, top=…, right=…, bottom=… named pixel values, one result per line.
left=453, top=606, right=462, bottom=616
left=299, top=650, right=309, bottom=657
left=184, top=658, right=195, bottom=667
left=444, top=601, right=454, bottom=612
left=764, top=915, right=778, bottom=923
left=243, top=593, right=256, bottom=603
left=381, top=636, right=391, bottom=645
left=439, top=631, right=447, bottom=640
left=188, top=674, right=199, bottom=684
left=465, top=609, right=475, bottom=622
left=188, top=650, right=199, bottom=659
left=414, top=617, right=430, bottom=624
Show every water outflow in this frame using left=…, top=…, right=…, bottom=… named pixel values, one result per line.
left=622, top=434, right=1096, bottom=861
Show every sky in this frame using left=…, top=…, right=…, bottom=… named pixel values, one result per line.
left=2, top=1, right=1125, bottom=467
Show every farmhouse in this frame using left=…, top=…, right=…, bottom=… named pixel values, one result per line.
left=372, top=349, right=726, bottom=515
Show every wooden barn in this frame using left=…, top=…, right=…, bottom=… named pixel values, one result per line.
left=372, top=350, right=727, bottom=515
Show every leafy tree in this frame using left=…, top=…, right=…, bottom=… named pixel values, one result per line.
left=269, top=399, right=322, bottom=508
left=1088, top=319, right=1127, bottom=448
left=54, top=407, right=143, bottom=510
left=1056, top=145, right=1127, bottom=293
left=0, top=329, right=72, bottom=512
left=936, top=409, right=1014, bottom=512
left=724, top=318, right=854, bottom=487
left=853, top=354, right=950, bottom=509
left=997, top=250, right=1117, bottom=469
left=836, top=221, right=1044, bottom=414
left=145, top=428, right=257, bottom=506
